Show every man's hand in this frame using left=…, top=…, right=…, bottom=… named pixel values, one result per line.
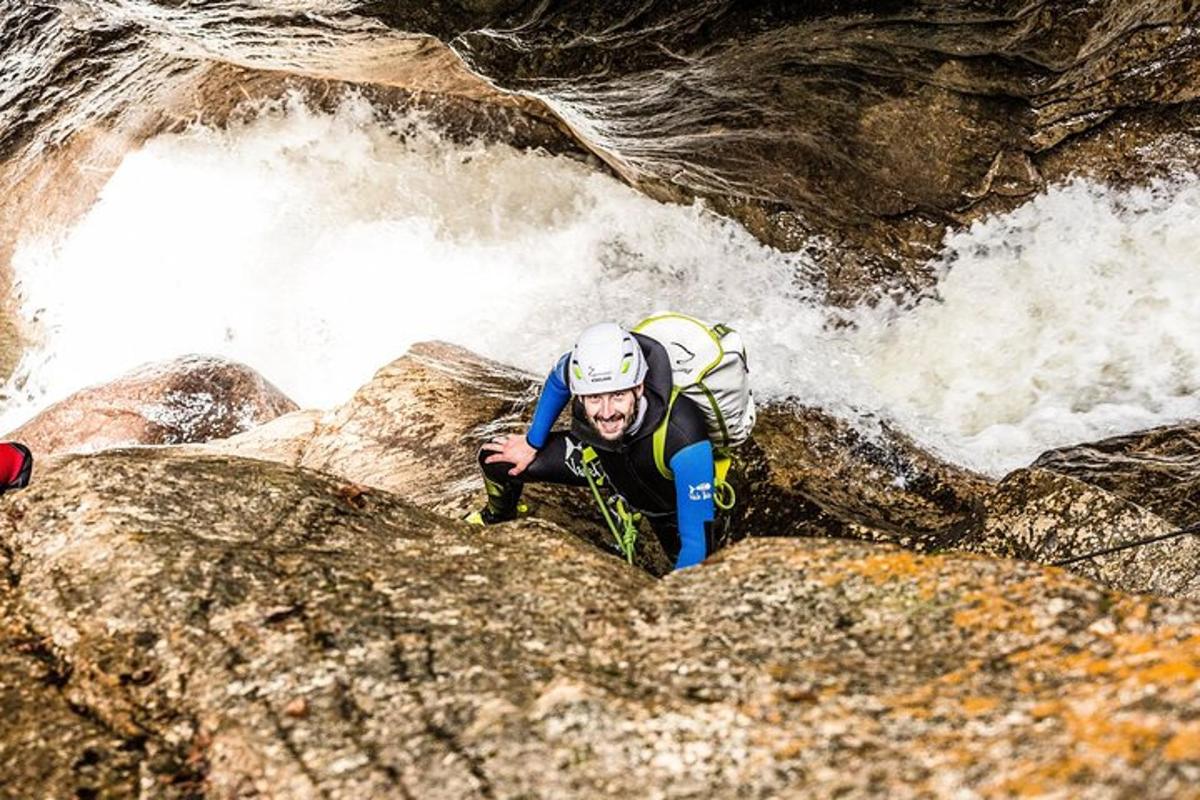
left=482, top=434, right=538, bottom=477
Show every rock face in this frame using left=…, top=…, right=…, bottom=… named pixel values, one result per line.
left=742, top=404, right=991, bottom=549
left=199, top=342, right=992, bottom=564
left=0, top=581, right=141, bottom=795
left=959, top=423, right=1200, bottom=598
left=1, top=448, right=1198, bottom=797
left=6, top=355, right=298, bottom=455
left=359, top=0, right=1200, bottom=284
left=963, top=467, right=1200, bottom=599
left=4, top=3, right=1200, bottom=298
left=1032, top=422, right=1200, bottom=528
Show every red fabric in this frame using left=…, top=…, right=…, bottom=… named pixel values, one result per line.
left=0, top=443, right=27, bottom=487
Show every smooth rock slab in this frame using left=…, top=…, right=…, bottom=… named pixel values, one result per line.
left=7, top=355, right=297, bottom=455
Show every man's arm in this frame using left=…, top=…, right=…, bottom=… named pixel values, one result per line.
left=669, top=439, right=715, bottom=569
left=482, top=354, right=571, bottom=476
left=525, top=353, right=571, bottom=448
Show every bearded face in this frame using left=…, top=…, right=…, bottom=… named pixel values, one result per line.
left=581, top=386, right=643, bottom=441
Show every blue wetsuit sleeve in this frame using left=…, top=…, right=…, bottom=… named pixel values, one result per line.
left=670, top=440, right=715, bottom=570
left=525, top=353, right=571, bottom=449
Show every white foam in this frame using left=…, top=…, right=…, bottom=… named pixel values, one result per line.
left=5, top=95, right=1199, bottom=476
left=847, top=177, right=1200, bottom=474
left=2, top=95, right=842, bottom=426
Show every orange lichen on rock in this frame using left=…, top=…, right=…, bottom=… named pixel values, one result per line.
left=1029, top=699, right=1063, bottom=720
left=1060, top=709, right=1167, bottom=764
left=1138, top=655, right=1200, bottom=685
left=1052, top=630, right=1199, bottom=685
left=988, top=758, right=1092, bottom=799
left=1163, top=724, right=1200, bottom=763
left=960, top=696, right=1001, bottom=716
left=836, top=550, right=930, bottom=584
left=951, top=589, right=1037, bottom=636
left=1007, top=642, right=1064, bottom=667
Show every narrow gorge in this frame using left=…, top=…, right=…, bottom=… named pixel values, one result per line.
left=1, top=2, right=1199, bottom=797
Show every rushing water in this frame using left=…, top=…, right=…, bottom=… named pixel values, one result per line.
left=4, top=95, right=1199, bottom=475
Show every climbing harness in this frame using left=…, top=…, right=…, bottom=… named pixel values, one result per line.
left=581, top=445, right=640, bottom=563
left=580, top=442, right=737, bottom=563
left=1051, top=521, right=1200, bottom=566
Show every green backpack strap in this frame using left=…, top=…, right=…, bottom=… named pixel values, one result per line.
left=652, top=387, right=681, bottom=480
left=652, top=390, right=738, bottom=510
left=713, top=450, right=736, bottom=511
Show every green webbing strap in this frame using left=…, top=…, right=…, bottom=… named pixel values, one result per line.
left=581, top=446, right=639, bottom=563
left=652, top=387, right=682, bottom=480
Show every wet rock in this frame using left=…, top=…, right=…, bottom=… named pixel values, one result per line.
left=1032, top=422, right=1200, bottom=527
left=5, top=4, right=1200, bottom=303
left=1, top=448, right=1198, bottom=797
left=201, top=342, right=993, bottom=560
left=962, top=467, right=1200, bottom=598
left=7, top=355, right=297, bottom=455
left=741, top=404, right=992, bottom=550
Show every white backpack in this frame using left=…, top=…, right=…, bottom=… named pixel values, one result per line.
left=634, top=312, right=756, bottom=459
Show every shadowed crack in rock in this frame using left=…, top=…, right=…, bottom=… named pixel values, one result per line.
left=390, top=626, right=497, bottom=799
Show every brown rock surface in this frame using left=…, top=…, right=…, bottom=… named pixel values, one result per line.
left=1032, top=422, right=1200, bottom=527
left=743, top=405, right=992, bottom=549
left=962, top=467, right=1200, bottom=598
left=7, top=355, right=297, bottom=455
left=1, top=448, right=1198, bottom=797
left=0, top=581, right=142, bottom=797
left=200, top=342, right=993, bottom=561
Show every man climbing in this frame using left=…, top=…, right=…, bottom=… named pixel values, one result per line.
left=467, top=321, right=724, bottom=570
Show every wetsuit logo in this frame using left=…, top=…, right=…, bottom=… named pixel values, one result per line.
left=564, top=438, right=587, bottom=478
left=564, top=438, right=613, bottom=484
left=688, top=482, right=712, bottom=501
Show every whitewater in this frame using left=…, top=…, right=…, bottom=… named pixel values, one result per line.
left=3, top=95, right=1199, bottom=476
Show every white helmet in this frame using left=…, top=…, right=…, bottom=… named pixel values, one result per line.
left=568, top=322, right=647, bottom=395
